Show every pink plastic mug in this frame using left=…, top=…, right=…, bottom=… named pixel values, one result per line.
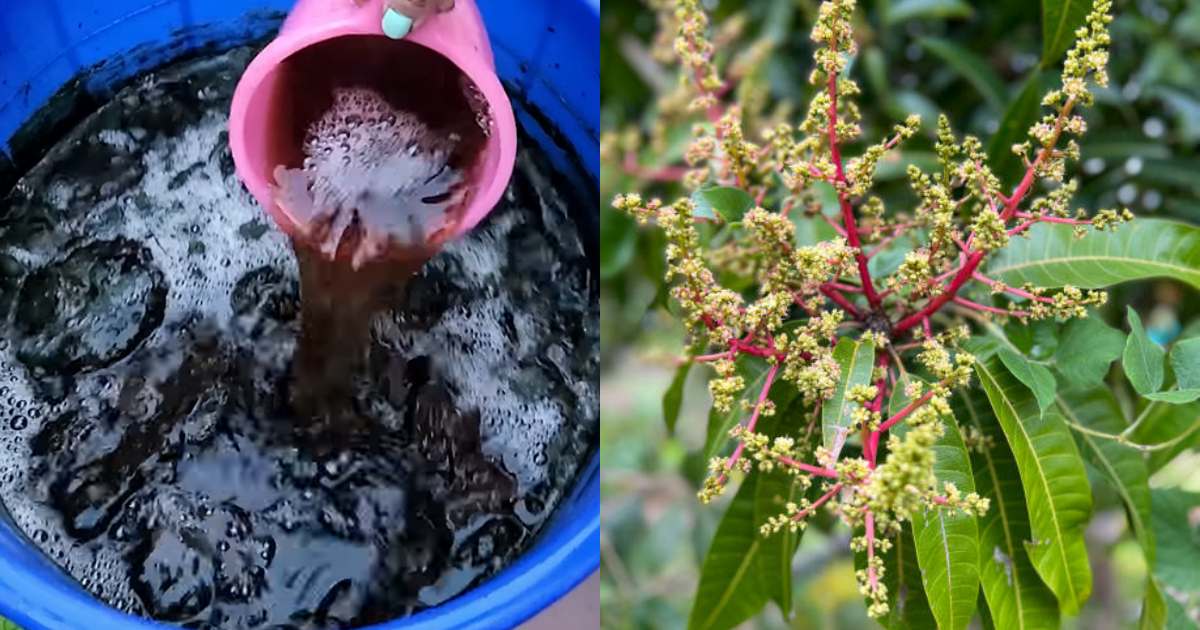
left=228, top=0, right=517, bottom=258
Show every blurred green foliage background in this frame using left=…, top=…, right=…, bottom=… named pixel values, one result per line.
left=600, top=0, right=1200, bottom=628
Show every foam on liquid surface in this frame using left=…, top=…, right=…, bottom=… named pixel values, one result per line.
left=273, top=87, right=462, bottom=267
left=0, top=48, right=597, bottom=628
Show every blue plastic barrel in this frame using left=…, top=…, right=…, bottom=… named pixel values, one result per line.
left=0, top=1, right=599, bottom=628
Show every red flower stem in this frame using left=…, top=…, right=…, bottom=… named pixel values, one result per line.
left=865, top=510, right=879, bottom=590
left=718, top=364, right=779, bottom=483
left=971, top=272, right=1056, bottom=304
left=1015, top=212, right=1089, bottom=225
left=622, top=152, right=688, bottom=182
left=694, top=350, right=734, bottom=363
left=953, top=296, right=1030, bottom=318
left=865, top=355, right=889, bottom=467
left=792, top=482, right=844, bottom=521
left=826, top=281, right=864, bottom=293
left=826, top=61, right=882, bottom=309
left=878, top=389, right=937, bottom=433
left=821, top=212, right=850, bottom=238
left=821, top=286, right=863, bottom=319
left=777, top=457, right=839, bottom=478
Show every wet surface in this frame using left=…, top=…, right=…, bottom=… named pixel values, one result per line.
left=0, top=48, right=598, bottom=628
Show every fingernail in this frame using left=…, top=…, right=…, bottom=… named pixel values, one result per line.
left=382, top=8, right=413, bottom=39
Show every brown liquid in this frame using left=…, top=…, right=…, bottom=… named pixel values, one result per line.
left=289, top=241, right=422, bottom=428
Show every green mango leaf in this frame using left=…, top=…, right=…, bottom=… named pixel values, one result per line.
left=1151, top=488, right=1200, bottom=594
left=1127, top=400, right=1200, bottom=474
left=987, top=220, right=1200, bottom=291
left=987, top=70, right=1046, bottom=186
left=1139, top=577, right=1167, bottom=630
left=1170, top=337, right=1200, bottom=390
left=1144, top=389, right=1200, bottom=404
left=688, top=475, right=771, bottom=630
left=919, top=37, right=1006, bottom=111
left=1042, top=0, right=1093, bottom=65
left=955, top=387, right=1061, bottom=630
left=600, top=208, right=638, bottom=279
left=885, top=0, right=973, bottom=24
left=1053, top=316, right=1125, bottom=389
left=890, top=377, right=980, bottom=630
left=821, top=338, right=876, bottom=452
left=1125, top=306, right=1166, bottom=396
left=664, top=362, right=691, bottom=435
left=998, top=349, right=1057, bottom=415
left=1057, top=389, right=1155, bottom=563
left=752, top=398, right=815, bottom=617
left=975, top=358, right=1093, bottom=614
left=692, top=187, right=755, bottom=223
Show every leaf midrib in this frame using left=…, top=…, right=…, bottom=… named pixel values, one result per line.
left=701, top=538, right=761, bottom=630
left=977, top=361, right=1081, bottom=607
left=1045, top=0, right=1081, bottom=62
left=993, top=254, right=1200, bottom=282
left=960, top=389, right=1029, bottom=628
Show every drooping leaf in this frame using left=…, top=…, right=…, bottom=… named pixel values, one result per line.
left=1170, top=337, right=1200, bottom=390
left=1125, top=306, right=1166, bottom=396
left=1042, top=0, right=1093, bottom=65
left=885, top=0, right=973, bottom=24
left=692, top=186, right=755, bottom=223
left=987, top=70, right=1046, bottom=186
left=998, top=349, right=1057, bottom=415
left=889, top=377, right=980, bottom=630
left=600, top=208, right=637, bottom=279
left=752, top=398, right=816, bottom=616
left=1144, top=389, right=1200, bottom=404
left=987, top=220, right=1200, bottom=291
left=688, top=475, right=770, bottom=630
left=1139, top=577, right=1166, bottom=630
left=664, top=362, right=691, bottom=435
left=975, top=358, right=1093, bottom=614
left=1051, top=316, right=1124, bottom=389
left=919, top=37, right=1006, bottom=111
left=955, top=387, right=1061, bottom=630
left=1057, top=389, right=1155, bottom=563
left=1151, top=488, right=1200, bottom=595
left=821, top=338, right=876, bottom=452
left=1128, top=400, right=1200, bottom=473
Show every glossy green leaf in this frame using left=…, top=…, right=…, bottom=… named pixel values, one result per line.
left=885, top=0, right=973, bottom=24
left=688, top=475, right=770, bottom=630
left=890, top=377, right=980, bottom=630
left=955, top=388, right=1061, bottom=630
left=975, top=358, right=1093, bottom=614
left=998, top=349, right=1057, bottom=415
left=664, top=362, right=691, bottom=435
left=1125, top=306, right=1166, bottom=396
left=751, top=398, right=814, bottom=616
left=821, top=338, right=876, bottom=452
left=1053, top=316, right=1125, bottom=389
left=692, top=187, right=755, bottom=223
left=1042, top=0, right=1092, bottom=64
left=1057, top=389, right=1155, bottom=563
left=1144, top=389, right=1200, bottom=404
left=987, top=220, right=1200, bottom=291
left=1151, top=488, right=1200, bottom=594
left=919, top=37, right=1006, bottom=110
left=987, top=70, right=1046, bottom=186
left=1170, top=337, right=1200, bottom=390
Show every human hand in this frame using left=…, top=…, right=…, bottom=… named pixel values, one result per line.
left=353, top=0, right=455, bottom=39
